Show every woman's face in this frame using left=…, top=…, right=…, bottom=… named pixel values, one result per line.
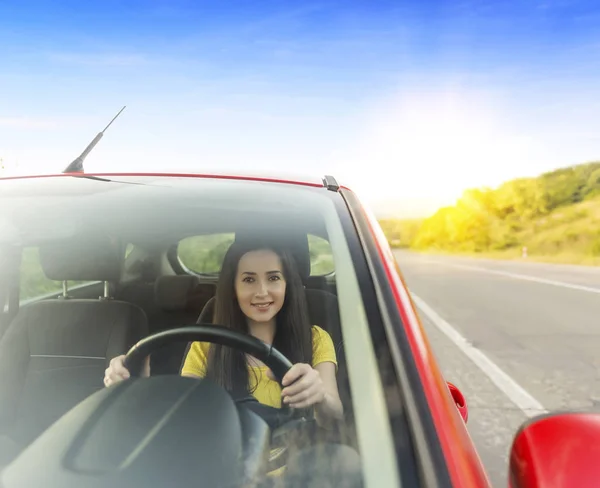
left=234, top=249, right=286, bottom=324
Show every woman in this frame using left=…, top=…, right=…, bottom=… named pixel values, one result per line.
left=104, top=237, right=361, bottom=487
left=104, top=237, right=344, bottom=424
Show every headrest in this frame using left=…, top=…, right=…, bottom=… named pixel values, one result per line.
left=233, top=231, right=310, bottom=283
left=39, top=235, right=122, bottom=282
left=286, top=234, right=310, bottom=282
left=154, top=275, right=200, bottom=311
left=0, top=246, right=19, bottom=273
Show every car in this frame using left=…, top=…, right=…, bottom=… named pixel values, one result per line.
left=0, top=169, right=597, bottom=488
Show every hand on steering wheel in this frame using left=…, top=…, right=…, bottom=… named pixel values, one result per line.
left=121, top=325, right=318, bottom=473
left=276, top=363, right=326, bottom=410
left=122, top=324, right=314, bottom=421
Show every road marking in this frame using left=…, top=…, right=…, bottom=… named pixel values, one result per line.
left=420, top=259, right=600, bottom=295
left=410, top=292, right=548, bottom=418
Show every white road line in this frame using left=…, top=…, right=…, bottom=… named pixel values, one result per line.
left=410, top=292, right=548, bottom=418
left=420, top=259, right=600, bottom=295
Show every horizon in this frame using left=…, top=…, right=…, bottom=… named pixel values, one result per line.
left=2, top=0, right=600, bottom=217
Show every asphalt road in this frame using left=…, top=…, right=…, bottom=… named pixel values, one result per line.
left=393, top=250, right=600, bottom=488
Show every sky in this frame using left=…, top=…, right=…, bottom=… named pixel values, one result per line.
left=1, top=0, right=600, bottom=217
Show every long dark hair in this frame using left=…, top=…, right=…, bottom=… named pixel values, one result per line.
left=205, top=237, right=313, bottom=396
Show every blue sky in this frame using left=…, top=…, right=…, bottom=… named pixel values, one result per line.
left=2, top=0, right=600, bottom=217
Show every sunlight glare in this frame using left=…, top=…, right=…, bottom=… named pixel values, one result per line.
left=337, top=88, right=544, bottom=215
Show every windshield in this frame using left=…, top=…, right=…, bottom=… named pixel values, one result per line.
left=0, top=174, right=400, bottom=488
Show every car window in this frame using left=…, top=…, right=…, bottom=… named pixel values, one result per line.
left=20, top=247, right=65, bottom=301
left=178, top=233, right=335, bottom=276
left=177, top=233, right=236, bottom=274
left=308, top=234, right=335, bottom=275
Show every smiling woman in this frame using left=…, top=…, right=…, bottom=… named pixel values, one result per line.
left=176, top=239, right=342, bottom=413
left=235, top=249, right=287, bottom=325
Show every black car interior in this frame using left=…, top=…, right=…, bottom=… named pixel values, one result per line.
left=0, top=234, right=356, bottom=485
left=0, top=235, right=149, bottom=466
left=118, top=274, right=206, bottom=376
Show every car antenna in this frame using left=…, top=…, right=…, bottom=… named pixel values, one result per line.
left=62, top=105, right=126, bottom=174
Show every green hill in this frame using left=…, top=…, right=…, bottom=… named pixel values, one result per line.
left=379, top=161, right=600, bottom=266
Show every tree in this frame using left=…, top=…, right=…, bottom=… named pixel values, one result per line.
left=584, top=168, right=600, bottom=198
left=493, top=178, right=549, bottom=220
left=383, top=160, right=600, bottom=256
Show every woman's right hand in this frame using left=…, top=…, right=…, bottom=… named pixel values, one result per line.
left=104, top=354, right=150, bottom=387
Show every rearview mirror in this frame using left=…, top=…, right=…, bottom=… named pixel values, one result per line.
left=447, top=382, right=468, bottom=423
left=509, top=412, right=600, bottom=488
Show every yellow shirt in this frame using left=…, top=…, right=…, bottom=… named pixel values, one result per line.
left=180, top=325, right=337, bottom=407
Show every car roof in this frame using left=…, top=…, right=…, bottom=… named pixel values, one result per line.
left=0, top=170, right=339, bottom=190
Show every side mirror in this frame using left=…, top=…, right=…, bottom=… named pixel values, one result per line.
left=510, top=412, right=600, bottom=488
left=447, top=382, right=468, bottom=423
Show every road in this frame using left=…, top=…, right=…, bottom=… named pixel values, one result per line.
left=393, top=251, right=600, bottom=487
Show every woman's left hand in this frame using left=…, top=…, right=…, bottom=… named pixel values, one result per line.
left=277, top=363, right=326, bottom=409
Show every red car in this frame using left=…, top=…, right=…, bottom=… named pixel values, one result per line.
left=0, top=170, right=595, bottom=487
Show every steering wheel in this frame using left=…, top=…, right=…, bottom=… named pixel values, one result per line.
left=123, top=324, right=313, bottom=429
